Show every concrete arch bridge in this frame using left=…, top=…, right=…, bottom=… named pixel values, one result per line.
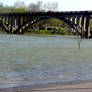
left=0, top=11, right=92, bottom=38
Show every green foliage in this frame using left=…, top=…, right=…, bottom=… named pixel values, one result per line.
left=0, top=6, right=11, bottom=13
left=25, top=27, right=75, bottom=36
left=40, top=30, right=52, bottom=34
left=34, top=18, right=70, bottom=28
left=13, top=7, right=28, bottom=12
left=90, top=19, right=92, bottom=29
left=25, top=29, right=40, bottom=34
left=58, top=28, right=72, bottom=35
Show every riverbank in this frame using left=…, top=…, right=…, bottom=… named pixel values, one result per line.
left=0, top=80, right=92, bottom=92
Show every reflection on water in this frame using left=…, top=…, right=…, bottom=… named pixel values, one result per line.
left=0, top=34, right=92, bottom=87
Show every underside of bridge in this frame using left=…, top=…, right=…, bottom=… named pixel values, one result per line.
left=0, top=11, right=91, bottom=38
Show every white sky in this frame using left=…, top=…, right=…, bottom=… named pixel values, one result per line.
left=0, top=0, right=92, bottom=11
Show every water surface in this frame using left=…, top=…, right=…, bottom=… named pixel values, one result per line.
left=0, top=34, right=92, bottom=88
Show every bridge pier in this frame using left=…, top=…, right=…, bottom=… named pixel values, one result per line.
left=85, top=16, right=90, bottom=38
left=10, top=17, right=13, bottom=34
left=13, top=18, right=17, bottom=34
left=81, top=16, right=85, bottom=38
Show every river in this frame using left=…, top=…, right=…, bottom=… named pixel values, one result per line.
left=0, top=34, right=92, bottom=88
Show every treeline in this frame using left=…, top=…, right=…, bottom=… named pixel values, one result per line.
left=0, top=1, right=58, bottom=13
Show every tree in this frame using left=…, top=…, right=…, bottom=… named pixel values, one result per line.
left=44, top=2, right=58, bottom=11
left=13, top=1, right=26, bottom=8
left=11, top=1, right=28, bottom=12
left=0, top=3, right=3, bottom=7
left=28, top=3, right=37, bottom=12
left=28, top=1, right=44, bottom=12
left=13, top=7, right=28, bottom=12
left=28, top=1, right=58, bottom=12
left=0, top=3, right=12, bottom=13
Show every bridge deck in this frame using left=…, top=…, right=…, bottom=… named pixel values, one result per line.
left=0, top=11, right=92, bottom=16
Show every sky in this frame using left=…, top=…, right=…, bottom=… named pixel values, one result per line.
left=0, top=0, right=92, bottom=11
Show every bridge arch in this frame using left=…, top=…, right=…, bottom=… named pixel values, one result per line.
left=18, top=16, right=81, bottom=35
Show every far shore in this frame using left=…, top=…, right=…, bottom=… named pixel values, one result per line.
left=1, top=80, right=92, bottom=92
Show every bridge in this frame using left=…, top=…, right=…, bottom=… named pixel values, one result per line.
left=0, top=11, right=92, bottom=38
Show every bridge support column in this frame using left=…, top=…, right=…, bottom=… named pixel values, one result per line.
left=4, top=18, right=7, bottom=25
left=13, top=18, right=18, bottom=34
left=4, top=17, right=9, bottom=32
left=8, top=17, right=11, bottom=33
left=77, top=16, right=80, bottom=26
left=72, top=16, right=75, bottom=25
left=10, top=17, right=13, bottom=34
left=81, top=16, right=85, bottom=38
left=1, top=17, right=4, bottom=26
left=85, top=16, right=90, bottom=38
left=17, top=16, right=23, bottom=34
left=23, top=16, right=26, bottom=23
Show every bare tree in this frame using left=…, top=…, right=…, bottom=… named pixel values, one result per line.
left=36, top=1, right=43, bottom=11
left=28, top=1, right=58, bottom=12
left=28, top=1, right=44, bottom=12
left=28, top=3, right=37, bottom=12
left=13, top=0, right=26, bottom=8
left=0, top=2, right=3, bottom=7
left=44, top=2, right=58, bottom=11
